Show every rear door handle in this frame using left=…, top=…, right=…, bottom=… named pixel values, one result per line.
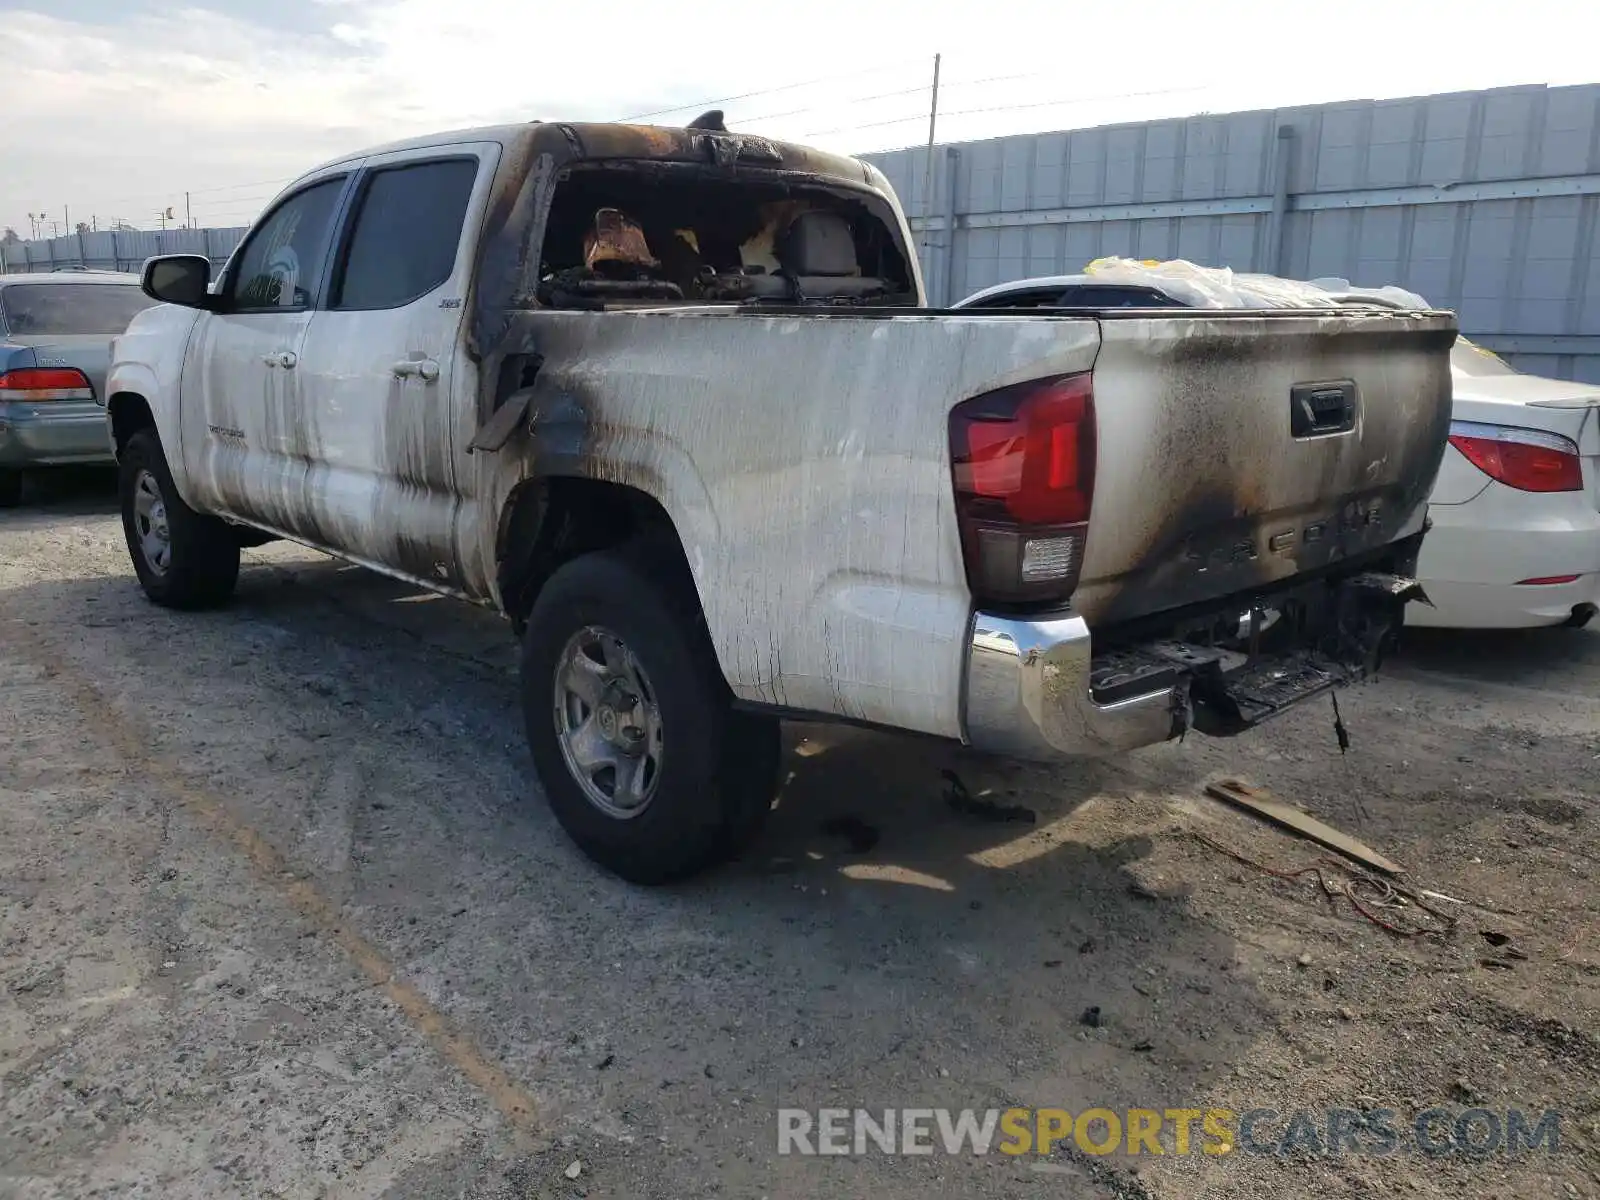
left=261, top=351, right=297, bottom=369
left=392, top=357, right=440, bottom=383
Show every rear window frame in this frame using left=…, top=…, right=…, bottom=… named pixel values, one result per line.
left=0, top=281, right=158, bottom=337
left=326, top=154, right=481, bottom=313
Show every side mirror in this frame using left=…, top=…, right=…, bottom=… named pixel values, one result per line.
left=141, top=254, right=213, bottom=309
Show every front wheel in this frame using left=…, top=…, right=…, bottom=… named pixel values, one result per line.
left=520, top=547, right=780, bottom=884
left=119, top=429, right=240, bottom=609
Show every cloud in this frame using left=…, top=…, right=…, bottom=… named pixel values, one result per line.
left=1, top=0, right=1592, bottom=235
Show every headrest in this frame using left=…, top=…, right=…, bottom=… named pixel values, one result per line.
left=777, top=212, right=858, bottom=277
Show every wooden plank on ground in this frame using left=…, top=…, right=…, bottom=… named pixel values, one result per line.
left=1203, top=777, right=1406, bottom=876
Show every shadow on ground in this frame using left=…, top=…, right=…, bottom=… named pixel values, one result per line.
left=2, top=464, right=118, bottom=518
left=0, top=550, right=1279, bottom=1197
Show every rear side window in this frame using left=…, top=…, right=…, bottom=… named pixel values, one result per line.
left=1053, top=286, right=1177, bottom=308
left=228, top=177, right=346, bottom=311
left=0, top=284, right=157, bottom=335
left=334, top=159, right=478, bottom=310
left=972, top=289, right=1063, bottom=310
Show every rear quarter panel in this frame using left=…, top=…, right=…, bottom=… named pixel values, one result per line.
left=468, top=309, right=1102, bottom=738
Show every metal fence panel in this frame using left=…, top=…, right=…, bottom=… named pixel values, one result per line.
left=2, top=227, right=248, bottom=276
left=869, top=82, right=1600, bottom=382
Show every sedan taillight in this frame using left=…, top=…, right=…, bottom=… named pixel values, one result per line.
left=1448, top=420, right=1583, bottom=493
left=0, top=367, right=94, bottom=402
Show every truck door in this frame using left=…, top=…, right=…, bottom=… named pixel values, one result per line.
left=289, top=143, right=497, bottom=590
left=178, top=173, right=354, bottom=522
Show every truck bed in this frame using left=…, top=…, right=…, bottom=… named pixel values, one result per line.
left=476, top=302, right=1455, bottom=739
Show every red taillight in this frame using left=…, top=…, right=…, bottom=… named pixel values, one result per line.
left=0, top=367, right=94, bottom=401
left=1516, top=575, right=1581, bottom=586
left=951, top=373, right=1096, bottom=604
left=1448, top=420, right=1583, bottom=493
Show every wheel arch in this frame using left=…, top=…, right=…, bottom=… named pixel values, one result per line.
left=107, top=391, right=157, bottom=458
left=496, top=474, right=705, bottom=637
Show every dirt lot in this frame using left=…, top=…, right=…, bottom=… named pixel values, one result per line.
left=2, top=471, right=1597, bottom=1200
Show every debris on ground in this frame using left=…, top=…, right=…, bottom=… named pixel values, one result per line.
left=1188, top=830, right=1458, bottom=939
left=941, top=769, right=1036, bottom=824
left=1080, top=1005, right=1103, bottom=1028
left=564, top=1160, right=583, bottom=1181
left=1204, top=778, right=1404, bottom=874
left=819, top=815, right=880, bottom=853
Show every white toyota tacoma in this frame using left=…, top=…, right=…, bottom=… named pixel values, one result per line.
left=107, top=118, right=1457, bottom=882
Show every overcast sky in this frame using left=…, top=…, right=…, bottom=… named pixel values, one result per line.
left=1, top=0, right=1594, bottom=236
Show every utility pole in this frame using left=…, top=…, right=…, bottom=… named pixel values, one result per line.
left=920, top=52, right=941, bottom=256
left=185, top=191, right=192, bottom=230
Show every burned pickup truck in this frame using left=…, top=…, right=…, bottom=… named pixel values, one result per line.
left=106, top=116, right=1454, bottom=882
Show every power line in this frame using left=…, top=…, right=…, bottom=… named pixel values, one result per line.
left=801, top=83, right=1210, bottom=138
left=81, top=175, right=295, bottom=211
left=617, top=57, right=925, bottom=122
left=722, top=67, right=1154, bottom=136
left=941, top=84, right=1208, bottom=120
left=187, top=175, right=294, bottom=198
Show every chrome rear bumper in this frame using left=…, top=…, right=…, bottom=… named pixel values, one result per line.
left=962, top=611, right=1182, bottom=761
left=962, top=569, right=1421, bottom=761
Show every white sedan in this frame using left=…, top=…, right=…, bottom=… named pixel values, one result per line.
left=1414, top=340, right=1599, bottom=629
left=954, top=275, right=1600, bottom=630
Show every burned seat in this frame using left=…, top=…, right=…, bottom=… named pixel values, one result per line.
left=775, top=211, right=885, bottom=298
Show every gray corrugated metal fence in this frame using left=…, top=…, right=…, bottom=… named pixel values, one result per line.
left=867, top=83, right=1600, bottom=383
left=2, top=227, right=247, bottom=275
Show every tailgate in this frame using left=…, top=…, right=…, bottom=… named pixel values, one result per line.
left=1072, top=310, right=1457, bottom=626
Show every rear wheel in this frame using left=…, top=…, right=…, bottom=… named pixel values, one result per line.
left=520, top=547, right=780, bottom=884
left=0, top=468, right=22, bottom=508
left=119, top=429, right=240, bottom=609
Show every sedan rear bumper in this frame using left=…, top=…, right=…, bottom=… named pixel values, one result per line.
left=0, top=401, right=114, bottom=468
left=1409, top=493, right=1600, bottom=629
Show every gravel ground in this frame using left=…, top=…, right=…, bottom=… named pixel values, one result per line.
left=2, top=469, right=1596, bottom=1200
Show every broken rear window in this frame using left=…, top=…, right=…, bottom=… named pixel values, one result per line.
left=537, top=164, right=914, bottom=308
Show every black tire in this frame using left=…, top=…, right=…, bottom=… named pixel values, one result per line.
left=0, top=468, right=22, bottom=508
left=520, top=547, right=780, bottom=884
left=119, top=428, right=240, bottom=609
